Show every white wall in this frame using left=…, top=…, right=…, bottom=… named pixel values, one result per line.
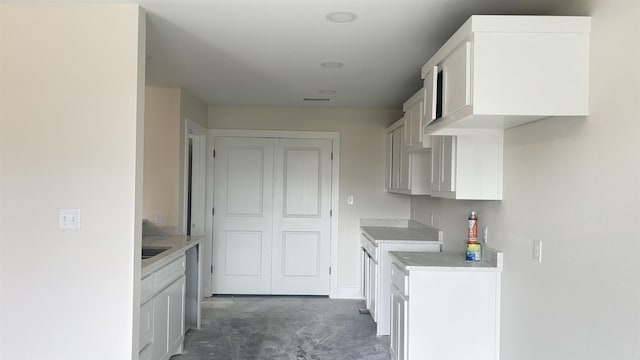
left=412, top=1, right=640, bottom=359
left=208, top=106, right=409, bottom=291
left=180, top=89, right=209, bottom=129
left=0, top=4, right=145, bottom=360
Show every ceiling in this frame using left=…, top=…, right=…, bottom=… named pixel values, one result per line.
left=10, top=0, right=562, bottom=108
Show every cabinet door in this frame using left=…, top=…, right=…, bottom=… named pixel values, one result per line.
left=423, top=66, right=437, bottom=126
left=440, top=136, right=456, bottom=192
left=363, top=251, right=370, bottom=306
left=390, top=285, right=407, bottom=360
left=391, top=127, right=403, bottom=189
left=151, top=288, right=170, bottom=360
left=409, top=101, right=423, bottom=148
left=167, top=275, right=186, bottom=353
left=385, top=132, right=393, bottom=190
left=361, top=249, right=368, bottom=300
left=430, top=136, right=442, bottom=191
left=139, top=300, right=154, bottom=352
left=442, top=41, right=472, bottom=117
left=398, top=127, right=410, bottom=191
left=367, top=257, right=378, bottom=321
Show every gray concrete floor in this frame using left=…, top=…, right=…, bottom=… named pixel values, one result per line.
left=172, top=296, right=391, bottom=360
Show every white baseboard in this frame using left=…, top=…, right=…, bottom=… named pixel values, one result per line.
left=330, top=287, right=362, bottom=299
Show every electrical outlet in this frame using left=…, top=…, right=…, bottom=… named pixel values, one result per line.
left=347, top=195, right=354, bottom=205
left=533, top=240, right=543, bottom=263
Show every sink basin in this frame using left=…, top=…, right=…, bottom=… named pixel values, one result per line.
left=142, top=246, right=170, bottom=259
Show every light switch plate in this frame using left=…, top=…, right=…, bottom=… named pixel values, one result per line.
left=533, top=240, right=542, bottom=263
left=59, top=208, right=81, bottom=230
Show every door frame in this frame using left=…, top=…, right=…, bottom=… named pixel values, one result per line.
left=205, top=129, right=340, bottom=297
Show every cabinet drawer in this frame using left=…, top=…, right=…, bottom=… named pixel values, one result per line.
left=153, top=255, right=186, bottom=293
left=140, top=274, right=154, bottom=304
left=139, top=299, right=154, bottom=351
left=360, top=234, right=378, bottom=261
left=391, top=263, right=409, bottom=297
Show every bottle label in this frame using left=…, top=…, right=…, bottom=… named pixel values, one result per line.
left=468, top=219, right=478, bottom=241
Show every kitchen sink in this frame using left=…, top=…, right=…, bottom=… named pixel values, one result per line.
left=142, top=246, right=170, bottom=259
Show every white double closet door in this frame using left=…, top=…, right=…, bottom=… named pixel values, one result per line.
left=213, top=136, right=332, bottom=295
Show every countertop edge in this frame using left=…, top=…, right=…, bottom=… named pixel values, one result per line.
left=389, top=251, right=502, bottom=272
left=141, top=235, right=203, bottom=276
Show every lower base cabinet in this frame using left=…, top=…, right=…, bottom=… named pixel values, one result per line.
left=390, top=284, right=408, bottom=360
left=389, top=253, right=502, bottom=360
left=152, top=275, right=186, bottom=360
left=140, top=254, right=187, bottom=360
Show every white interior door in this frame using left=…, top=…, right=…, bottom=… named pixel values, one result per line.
left=212, top=136, right=332, bottom=295
left=271, top=139, right=332, bottom=295
left=212, top=137, right=274, bottom=294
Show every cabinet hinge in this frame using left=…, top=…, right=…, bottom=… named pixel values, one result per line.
left=331, top=152, right=333, bottom=161
left=330, top=209, right=333, bottom=217
left=211, top=265, right=213, bottom=274
left=329, top=267, right=331, bottom=275
left=212, top=208, right=214, bottom=216
left=213, top=150, right=216, bottom=158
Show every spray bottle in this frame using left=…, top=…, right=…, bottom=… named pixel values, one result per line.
left=466, top=211, right=481, bottom=261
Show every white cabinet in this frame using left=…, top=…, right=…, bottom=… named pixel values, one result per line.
left=430, top=134, right=503, bottom=200
left=389, top=250, right=503, bottom=360
left=156, top=276, right=186, bottom=359
left=142, top=254, right=187, bottom=360
left=403, top=88, right=431, bottom=151
left=421, top=15, right=590, bottom=135
left=422, top=66, right=438, bottom=128
left=385, top=119, right=431, bottom=195
left=361, top=246, right=378, bottom=321
left=360, top=225, right=442, bottom=336
left=390, top=282, right=408, bottom=360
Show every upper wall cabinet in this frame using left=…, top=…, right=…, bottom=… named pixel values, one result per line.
left=386, top=118, right=431, bottom=195
left=402, top=88, right=431, bottom=151
left=421, top=15, right=591, bottom=136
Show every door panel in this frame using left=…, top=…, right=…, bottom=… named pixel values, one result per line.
left=272, top=138, right=332, bottom=295
left=281, top=231, right=320, bottom=276
left=226, top=148, right=266, bottom=216
left=213, top=137, right=274, bottom=294
left=283, top=149, right=321, bottom=217
left=223, top=231, right=263, bottom=276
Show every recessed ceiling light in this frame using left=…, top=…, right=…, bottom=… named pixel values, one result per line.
left=319, top=90, right=336, bottom=95
left=303, top=98, right=331, bottom=102
left=326, top=11, right=358, bottom=23
left=321, top=62, right=344, bottom=69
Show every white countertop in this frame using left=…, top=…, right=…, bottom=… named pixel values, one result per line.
left=360, top=219, right=443, bottom=245
left=141, top=235, right=203, bottom=275
left=389, top=249, right=503, bottom=272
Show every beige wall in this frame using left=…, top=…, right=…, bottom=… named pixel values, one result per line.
left=209, top=106, right=409, bottom=290
left=0, top=4, right=145, bottom=359
left=412, top=1, right=640, bottom=359
left=143, top=86, right=208, bottom=232
left=144, top=86, right=181, bottom=228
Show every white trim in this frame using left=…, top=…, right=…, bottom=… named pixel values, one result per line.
left=330, top=287, right=362, bottom=300
left=180, top=118, right=208, bottom=294
left=206, top=129, right=340, bottom=297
